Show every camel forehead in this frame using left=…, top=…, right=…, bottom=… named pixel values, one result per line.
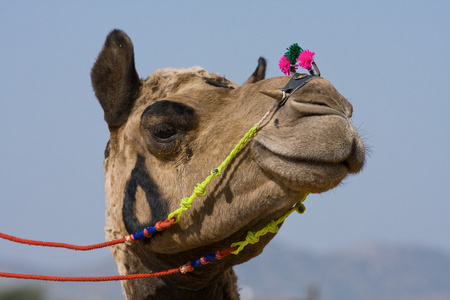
left=140, top=66, right=238, bottom=100
left=120, top=67, right=242, bottom=146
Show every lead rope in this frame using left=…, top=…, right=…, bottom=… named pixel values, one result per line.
left=0, top=101, right=310, bottom=281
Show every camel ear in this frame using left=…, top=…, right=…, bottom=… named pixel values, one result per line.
left=243, top=57, right=266, bottom=85
left=91, top=29, right=141, bottom=129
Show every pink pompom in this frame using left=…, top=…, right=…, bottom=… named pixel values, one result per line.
left=278, top=56, right=292, bottom=75
left=297, top=50, right=315, bottom=70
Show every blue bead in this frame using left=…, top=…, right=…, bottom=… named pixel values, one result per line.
left=190, top=259, right=202, bottom=268
left=203, top=253, right=217, bottom=262
left=132, top=231, right=145, bottom=240
left=146, top=226, right=158, bottom=235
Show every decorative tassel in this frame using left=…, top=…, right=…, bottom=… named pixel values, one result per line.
left=279, top=43, right=318, bottom=76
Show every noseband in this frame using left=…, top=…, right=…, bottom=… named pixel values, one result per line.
left=279, top=73, right=319, bottom=106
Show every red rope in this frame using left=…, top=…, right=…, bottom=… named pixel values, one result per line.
left=0, top=228, right=238, bottom=282
left=215, top=247, right=238, bottom=259
left=0, top=268, right=180, bottom=282
left=0, top=232, right=126, bottom=251
left=0, top=247, right=238, bottom=282
left=154, top=217, right=176, bottom=231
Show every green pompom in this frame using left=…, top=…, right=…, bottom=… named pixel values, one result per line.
left=284, top=43, right=303, bottom=64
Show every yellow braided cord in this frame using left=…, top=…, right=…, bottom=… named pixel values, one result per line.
left=230, top=193, right=309, bottom=255
left=216, top=125, right=259, bottom=172
left=167, top=125, right=260, bottom=223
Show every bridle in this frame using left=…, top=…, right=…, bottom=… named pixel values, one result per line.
left=0, top=72, right=315, bottom=281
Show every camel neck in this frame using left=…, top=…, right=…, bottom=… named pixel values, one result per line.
left=118, top=246, right=239, bottom=299
left=121, top=268, right=238, bottom=300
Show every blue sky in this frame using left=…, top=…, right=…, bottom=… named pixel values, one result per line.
left=1, top=0, right=449, bottom=273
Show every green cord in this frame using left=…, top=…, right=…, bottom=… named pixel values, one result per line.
left=167, top=125, right=259, bottom=223
left=230, top=193, right=308, bottom=255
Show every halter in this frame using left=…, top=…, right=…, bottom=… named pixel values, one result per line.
left=0, top=44, right=321, bottom=281
left=0, top=73, right=310, bottom=281
left=133, top=71, right=316, bottom=250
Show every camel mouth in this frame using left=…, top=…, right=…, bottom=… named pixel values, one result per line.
left=254, top=140, right=350, bottom=169
left=252, top=135, right=364, bottom=193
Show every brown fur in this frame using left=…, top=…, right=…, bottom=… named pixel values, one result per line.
left=91, top=30, right=365, bottom=300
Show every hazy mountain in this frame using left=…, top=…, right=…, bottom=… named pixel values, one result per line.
left=235, top=242, right=450, bottom=300
left=1, top=243, right=450, bottom=300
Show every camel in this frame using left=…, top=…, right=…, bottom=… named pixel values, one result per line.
left=91, top=29, right=365, bottom=300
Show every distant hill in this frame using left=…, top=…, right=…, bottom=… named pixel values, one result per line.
left=1, top=243, right=450, bottom=300
left=235, top=242, right=450, bottom=300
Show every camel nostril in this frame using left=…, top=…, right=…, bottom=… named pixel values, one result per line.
left=286, top=78, right=354, bottom=118
left=289, top=99, right=348, bottom=118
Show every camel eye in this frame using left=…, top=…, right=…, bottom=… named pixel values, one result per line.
left=152, top=124, right=177, bottom=141
left=140, top=100, right=198, bottom=157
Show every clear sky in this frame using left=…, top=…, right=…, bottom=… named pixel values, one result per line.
left=1, top=0, right=449, bottom=273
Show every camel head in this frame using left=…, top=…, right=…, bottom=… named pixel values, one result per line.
left=91, top=30, right=365, bottom=299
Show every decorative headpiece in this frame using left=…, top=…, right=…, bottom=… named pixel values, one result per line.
left=261, top=43, right=322, bottom=106
left=278, top=43, right=320, bottom=76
